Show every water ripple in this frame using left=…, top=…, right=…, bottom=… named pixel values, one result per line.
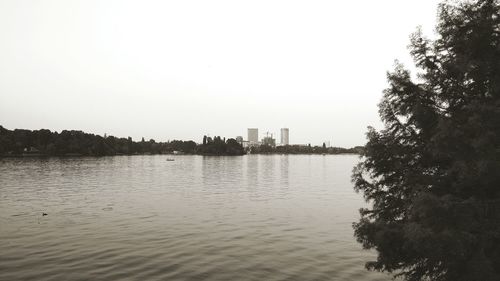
left=0, top=155, right=389, bottom=280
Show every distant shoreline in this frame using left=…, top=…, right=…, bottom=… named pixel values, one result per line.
left=0, top=125, right=364, bottom=157
left=0, top=151, right=362, bottom=158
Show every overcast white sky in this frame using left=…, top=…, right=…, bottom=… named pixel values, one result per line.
left=0, top=0, right=440, bottom=147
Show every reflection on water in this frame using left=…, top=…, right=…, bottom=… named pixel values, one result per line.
left=0, top=155, right=388, bottom=280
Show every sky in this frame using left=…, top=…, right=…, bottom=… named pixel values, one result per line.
left=0, top=0, right=440, bottom=147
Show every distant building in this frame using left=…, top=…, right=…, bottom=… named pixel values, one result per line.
left=262, top=137, right=276, bottom=147
left=280, top=128, right=289, bottom=145
left=236, top=136, right=249, bottom=148
left=262, top=132, right=276, bottom=147
left=23, top=147, right=40, bottom=154
left=247, top=128, right=259, bottom=143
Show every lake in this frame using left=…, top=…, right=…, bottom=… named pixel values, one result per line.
left=0, top=155, right=389, bottom=280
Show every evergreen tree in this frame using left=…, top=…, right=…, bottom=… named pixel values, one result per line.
left=352, top=1, right=500, bottom=280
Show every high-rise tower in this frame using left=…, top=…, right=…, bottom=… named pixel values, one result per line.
left=280, top=128, right=289, bottom=145
left=247, top=128, right=259, bottom=143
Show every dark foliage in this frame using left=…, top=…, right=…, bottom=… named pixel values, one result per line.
left=0, top=127, right=233, bottom=156
left=249, top=144, right=363, bottom=154
left=0, top=127, right=358, bottom=157
left=352, top=1, right=500, bottom=280
left=197, top=135, right=245, bottom=155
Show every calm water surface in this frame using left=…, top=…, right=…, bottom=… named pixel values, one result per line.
left=0, top=155, right=388, bottom=280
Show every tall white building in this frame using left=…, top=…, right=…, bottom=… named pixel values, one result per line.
left=247, top=128, right=259, bottom=143
left=280, top=128, right=289, bottom=145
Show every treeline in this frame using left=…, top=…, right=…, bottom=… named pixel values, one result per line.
left=249, top=144, right=364, bottom=154
left=0, top=126, right=362, bottom=157
left=0, top=126, right=242, bottom=156
left=198, top=135, right=245, bottom=156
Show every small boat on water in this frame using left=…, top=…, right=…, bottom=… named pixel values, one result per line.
left=166, top=158, right=175, bottom=161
